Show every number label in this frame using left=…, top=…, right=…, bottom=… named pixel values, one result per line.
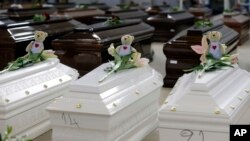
left=180, top=129, right=204, bottom=141
left=61, top=113, right=80, bottom=128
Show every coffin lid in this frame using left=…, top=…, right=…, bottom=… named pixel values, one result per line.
left=160, top=9, right=186, bottom=14
left=70, top=63, right=154, bottom=94
left=189, top=6, right=211, bottom=12
left=187, top=20, right=223, bottom=36
left=0, top=16, right=73, bottom=28
left=108, top=7, right=140, bottom=13
left=80, top=2, right=108, bottom=6
left=47, top=63, right=162, bottom=116
left=45, top=2, right=76, bottom=9
left=79, top=3, right=110, bottom=10
left=224, top=14, right=250, bottom=24
left=165, top=22, right=239, bottom=59
left=0, top=59, right=58, bottom=84
left=0, top=59, right=77, bottom=106
left=6, top=7, right=57, bottom=20
left=7, top=6, right=55, bottom=12
left=57, top=19, right=153, bottom=45
left=75, top=19, right=141, bottom=32
left=0, top=17, right=85, bottom=43
left=157, top=11, right=194, bottom=23
left=58, top=7, right=100, bottom=12
left=0, top=15, right=8, bottom=20
left=163, top=65, right=250, bottom=116
left=223, top=11, right=240, bottom=17
left=160, top=66, right=250, bottom=131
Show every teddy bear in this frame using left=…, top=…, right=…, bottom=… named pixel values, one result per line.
left=202, top=31, right=226, bottom=59
left=115, top=34, right=136, bottom=56
left=0, top=31, right=57, bottom=74
left=26, top=30, right=48, bottom=55
left=100, top=34, right=149, bottom=82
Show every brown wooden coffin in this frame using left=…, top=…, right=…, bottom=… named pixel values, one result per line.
left=107, top=7, right=149, bottom=20
left=79, top=3, right=110, bottom=11
left=188, top=6, right=212, bottom=19
left=57, top=7, right=105, bottom=24
left=223, top=14, right=250, bottom=45
left=146, top=10, right=195, bottom=42
left=5, top=6, right=57, bottom=21
left=0, top=17, right=86, bottom=69
left=46, top=2, right=76, bottom=10
left=93, top=7, right=149, bottom=24
left=163, top=21, right=239, bottom=87
left=52, top=19, right=154, bottom=76
left=145, top=4, right=169, bottom=15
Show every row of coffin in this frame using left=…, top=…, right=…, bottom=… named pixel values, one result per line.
left=1, top=44, right=250, bottom=141
left=0, top=3, right=249, bottom=87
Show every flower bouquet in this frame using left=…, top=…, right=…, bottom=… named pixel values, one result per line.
left=185, top=31, right=238, bottom=78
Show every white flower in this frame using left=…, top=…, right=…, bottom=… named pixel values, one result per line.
left=132, top=52, right=141, bottom=61
left=221, top=44, right=227, bottom=54
left=230, top=54, right=239, bottom=64
left=134, top=58, right=149, bottom=67
left=199, top=54, right=206, bottom=64
left=108, top=43, right=115, bottom=56
left=42, top=50, right=57, bottom=59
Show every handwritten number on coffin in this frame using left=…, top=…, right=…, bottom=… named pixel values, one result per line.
left=61, top=112, right=80, bottom=128
left=180, top=129, right=193, bottom=141
left=180, top=129, right=204, bottom=141
left=199, top=130, right=204, bottom=141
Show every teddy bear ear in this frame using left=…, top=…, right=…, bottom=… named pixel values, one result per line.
left=207, top=31, right=212, bottom=37
left=45, top=32, right=48, bottom=37
left=131, top=35, right=135, bottom=41
left=218, top=32, right=222, bottom=39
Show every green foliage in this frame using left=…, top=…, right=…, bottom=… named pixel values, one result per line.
left=224, top=9, right=233, bottom=13
left=79, top=4, right=88, bottom=9
left=33, top=14, right=46, bottom=22
left=4, top=52, right=43, bottom=72
left=119, top=4, right=130, bottom=10
left=170, top=6, right=179, bottom=12
left=0, top=126, right=32, bottom=141
left=118, top=1, right=138, bottom=10
left=194, top=19, right=213, bottom=29
left=106, top=16, right=122, bottom=25
left=0, top=50, right=57, bottom=74
left=33, top=12, right=50, bottom=22
left=184, top=54, right=234, bottom=73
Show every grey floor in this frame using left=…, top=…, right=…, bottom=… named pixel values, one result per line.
left=34, top=40, right=250, bottom=141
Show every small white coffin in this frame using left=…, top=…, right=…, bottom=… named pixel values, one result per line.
left=0, top=59, right=78, bottom=139
left=47, top=63, right=163, bottom=141
left=159, top=65, right=250, bottom=141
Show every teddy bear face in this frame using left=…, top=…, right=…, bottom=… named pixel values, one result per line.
left=34, top=31, right=48, bottom=42
left=121, top=35, right=134, bottom=45
left=207, top=31, right=222, bottom=42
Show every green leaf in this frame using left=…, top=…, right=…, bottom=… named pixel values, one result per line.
left=194, top=19, right=213, bottom=29
left=7, top=126, right=12, bottom=134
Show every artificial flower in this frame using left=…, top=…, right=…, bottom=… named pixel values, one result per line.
left=134, top=58, right=149, bottom=67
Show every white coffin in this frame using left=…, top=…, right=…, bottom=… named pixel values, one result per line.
left=0, top=59, right=79, bottom=139
left=159, top=65, right=250, bottom=141
left=47, top=63, right=163, bottom=141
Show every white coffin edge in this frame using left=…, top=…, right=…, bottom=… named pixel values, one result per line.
left=0, top=58, right=79, bottom=138
left=47, top=63, right=163, bottom=141
left=159, top=65, right=250, bottom=132
left=48, top=63, right=163, bottom=115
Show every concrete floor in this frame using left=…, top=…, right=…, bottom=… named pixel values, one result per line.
left=33, top=40, right=250, bottom=141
